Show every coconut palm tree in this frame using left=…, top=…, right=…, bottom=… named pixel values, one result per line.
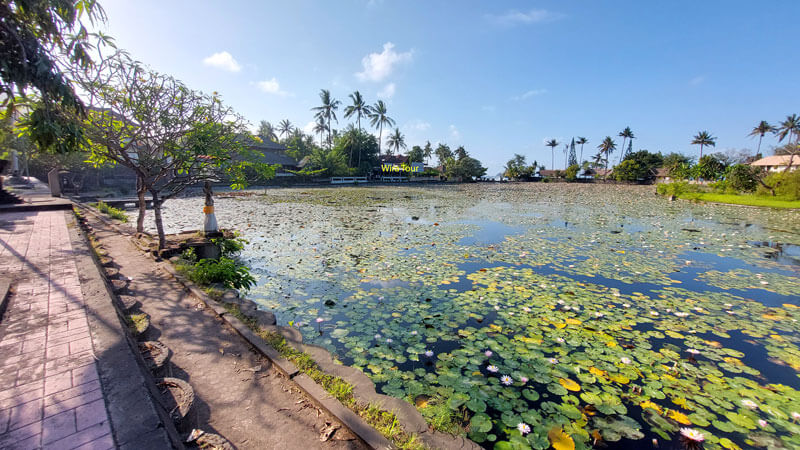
left=278, top=119, right=294, bottom=140
left=776, top=114, right=800, bottom=146
left=597, top=136, right=616, bottom=177
left=313, top=117, right=327, bottom=147
left=385, top=128, right=406, bottom=155
left=749, top=121, right=775, bottom=158
left=776, top=114, right=800, bottom=171
left=423, top=141, right=433, bottom=166
left=545, top=139, right=559, bottom=170
left=618, top=127, right=634, bottom=165
left=576, top=137, right=588, bottom=164
left=691, top=131, right=716, bottom=159
left=311, top=89, right=340, bottom=149
left=343, top=91, right=372, bottom=167
left=257, top=120, right=278, bottom=142
left=368, top=100, right=395, bottom=155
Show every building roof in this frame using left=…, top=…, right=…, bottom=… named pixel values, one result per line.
left=654, top=168, right=670, bottom=177
left=379, top=154, right=409, bottom=164
left=240, top=136, right=298, bottom=166
left=247, top=136, right=288, bottom=151
left=539, top=169, right=560, bottom=177
left=750, top=155, right=799, bottom=167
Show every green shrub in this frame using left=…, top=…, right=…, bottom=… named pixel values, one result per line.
left=210, top=233, right=247, bottom=258
left=565, top=164, right=579, bottom=181
left=656, top=181, right=704, bottom=197
left=757, top=170, right=800, bottom=200
left=724, top=164, right=761, bottom=193
left=93, top=201, right=129, bottom=222
left=189, top=257, right=256, bottom=291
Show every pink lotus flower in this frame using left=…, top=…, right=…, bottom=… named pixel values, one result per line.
left=520, top=376, right=528, bottom=383
left=487, top=365, right=499, bottom=373
left=500, top=375, right=513, bottom=386
left=759, top=419, right=767, bottom=428
left=679, top=428, right=704, bottom=442
left=517, top=423, right=531, bottom=435
left=485, top=350, right=493, bottom=357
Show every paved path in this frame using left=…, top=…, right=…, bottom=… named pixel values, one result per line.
left=0, top=211, right=114, bottom=450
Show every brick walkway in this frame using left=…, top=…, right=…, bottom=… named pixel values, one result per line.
left=0, top=211, right=114, bottom=450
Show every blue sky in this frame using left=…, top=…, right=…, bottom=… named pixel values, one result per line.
left=98, top=0, right=799, bottom=174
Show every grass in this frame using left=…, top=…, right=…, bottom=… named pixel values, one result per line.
left=125, top=313, right=149, bottom=334
left=221, top=302, right=429, bottom=450
left=92, top=201, right=129, bottom=222
left=677, top=192, right=800, bottom=209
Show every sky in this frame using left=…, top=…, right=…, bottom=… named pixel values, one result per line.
left=96, top=0, right=800, bottom=175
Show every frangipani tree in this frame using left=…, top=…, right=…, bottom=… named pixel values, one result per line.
left=72, top=51, right=275, bottom=249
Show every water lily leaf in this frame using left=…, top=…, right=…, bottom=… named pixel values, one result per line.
left=448, top=392, right=469, bottom=410
left=719, top=438, right=742, bottom=450
left=466, top=397, right=487, bottom=413
left=548, top=427, right=575, bottom=450
left=713, top=419, right=736, bottom=433
left=559, top=378, right=581, bottom=392
left=522, top=389, right=540, bottom=402
left=470, top=412, right=493, bottom=433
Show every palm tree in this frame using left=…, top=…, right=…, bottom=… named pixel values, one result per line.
left=618, top=127, right=634, bottom=165
left=257, top=120, right=278, bottom=141
left=776, top=114, right=800, bottom=171
left=776, top=114, right=800, bottom=146
left=545, top=139, right=559, bottom=170
left=423, top=141, right=433, bottom=166
left=368, top=100, right=395, bottom=155
left=597, top=136, right=616, bottom=177
left=385, top=128, right=406, bottom=155
left=278, top=119, right=294, bottom=140
left=576, top=137, right=588, bottom=164
left=748, top=121, right=775, bottom=159
left=343, top=91, right=372, bottom=167
left=313, top=117, right=327, bottom=147
left=691, top=131, right=716, bottom=159
left=311, top=89, right=340, bottom=149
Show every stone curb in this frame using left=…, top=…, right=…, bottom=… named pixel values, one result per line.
left=157, top=262, right=393, bottom=450
left=0, top=278, right=11, bottom=323
left=66, top=211, right=184, bottom=450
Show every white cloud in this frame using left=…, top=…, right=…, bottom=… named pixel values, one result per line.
left=377, top=82, right=396, bottom=99
left=486, top=9, right=564, bottom=26
left=449, top=125, right=461, bottom=141
left=303, top=121, right=317, bottom=135
left=512, top=89, right=547, bottom=101
left=356, top=42, right=413, bottom=82
left=202, top=51, right=242, bottom=72
left=405, top=119, right=431, bottom=132
left=255, top=77, right=291, bottom=96
left=689, top=75, right=705, bottom=86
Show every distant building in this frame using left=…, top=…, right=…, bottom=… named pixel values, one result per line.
left=653, top=168, right=672, bottom=183
left=246, top=136, right=301, bottom=177
left=750, top=155, right=798, bottom=172
left=538, top=169, right=561, bottom=178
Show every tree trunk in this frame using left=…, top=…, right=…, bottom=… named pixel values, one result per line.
left=756, top=134, right=763, bottom=159
left=699, top=144, right=704, bottom=159
left=378, top=123, right=383, bottom=155
left=618, top=137, right=626, bottom=166
left=136, top=175, right=146, bottom=234
left=357, top=116, right=362, bottom=169
left=579, top=144, right=584, bottom=165
left=151, top=191, right=166, bottom=251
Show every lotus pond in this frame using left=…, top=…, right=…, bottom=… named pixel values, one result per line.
left=139, top=184, right=800, bottom=450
